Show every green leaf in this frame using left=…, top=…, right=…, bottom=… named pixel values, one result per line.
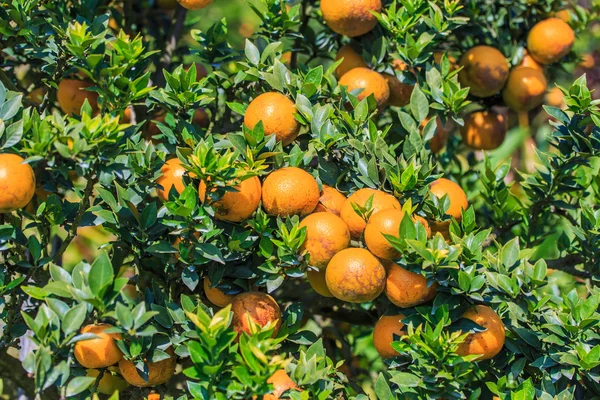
left=62, top=303, right=87, bottom=336
left=409, top=85, right=429, bottom=122
left=89, top=251, right=114, bottom=297
left=65, top=376, right=96, bottom=396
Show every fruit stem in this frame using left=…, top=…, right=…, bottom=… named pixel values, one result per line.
left=517, top=112, right=529, bottom=129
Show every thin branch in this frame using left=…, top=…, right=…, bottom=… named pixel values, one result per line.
left=290, top=2, right=310, bottom=70
left=546, top=255, right=591, bottom=280
left=152, top=6, right=187, bottom=89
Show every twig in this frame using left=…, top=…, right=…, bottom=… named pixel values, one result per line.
left=546, top=255, right=591, bottom=280
left=550, top=205, right=579, bottom=227
left=290, top=2, right=310, bottom=70
left=152, top=6, right=187, bottom=89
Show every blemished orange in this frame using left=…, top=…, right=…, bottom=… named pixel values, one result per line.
left=177, top=0, right=212, bottom=10
left=458, top=46, right=509, bottom=98
left=0, top=154, right=36, bottom=213
left=383, top=71, right=414, bottom=107
left=57, top=79, right=99, bottom=115
left=156, top=158, right=187, bottom=202
left=384, top=262, right=437, bottom=308
left=420, top=117, right=451, bottom=153
left=244, top=92, right=300, bottom=146
left=264, top=369, right=299, bottom=400
left=203, top=277, right=235, bottom=307
left=335, top=45, right=368, bottom=78
left=502, top=67, right=548, bottom=112
left=456, top=305, right=506, bottom=360
left=527, top=18, right=574, bottom=65
left=340, top=188, right=401, bottom=239
left=199, top=175, right=262, bottom=222
left=299, top=212, right=351, bottom=268
left=320, top=0, right=382, bottom=37
left=519, top=51, right=544, bottom=72
left=364, top=208, right=405, bottom=260
left=314, top=185, right=346, bottom=215
left=460, top=110, right=507, bottom=150
left=118, top=347, right=176, bottom=387
left=262, top=167, right=320, bottom=216
left=373, top=314, right=406, bottom=359
left=74, top=324, right=123, bottom=369
left=86, top=368, right=129, bottom=395
left=231, top=292, right=282, bottom=336
left=307, top=269, right=334, bottom=297
left=325, top=248, right=386, bottom=303
left=545, top=87, right=565, bottom=108
left=339, top=68, right=390, bottom=108
left=28, top=87, right=46, bottom=105
left=430, top=178, right=468, bottom=221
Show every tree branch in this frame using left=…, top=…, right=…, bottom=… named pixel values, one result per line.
left=546, top=255, right=591, bottom=280
left=152, top=6, right=187, bottom=89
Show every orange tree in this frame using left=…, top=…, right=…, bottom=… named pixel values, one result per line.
left=1, top=0, right=600, bottom=399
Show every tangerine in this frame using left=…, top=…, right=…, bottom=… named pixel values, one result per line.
left=156, top=158, right=187, bottom=202
left=456, top=305, right=505, bottom=360
left=458, top=46, right=509, bottom=98
left=264, top=369, right=299, bottom=400
left=373, top=314, right=406, bottom=359
left=262, top=167, right=320, bottom=216
left=527, top=18, right=574, bottom=65
left=502, top=67, right=547, bottom=112
left=320, top=0, right=382, bottom=37
left=384, top=262, right=437, bottom=308
left=74, top=324, right=123, bottom=369
left=199, top=175, right=262, bottom=222
left=364, top=208, right=405, bottom=260
left=460, top=110, right=507, bottom=150
left=231, top=292, right=282, bottom=336
left=177, top=0, right=212, bottom=9
left=118, top=347, right=176, bottom=387
left=335, top=45, right=368, bottom=78
left=339, top=67, right=390, bottom=107
left=86, top=368, right=129, bottom=395
left=299, top=212, right=351, bottom=268
left=340, top=188, right=400, bottom=239
left=244, top=92, right=300, bottom=146
left=57, top=79, right=99, bottom=115
left=0, top=154, right=36, bottom=213
left=314, top=185, right=346, bottom=216
left=204, top=277, right=235, bottom=307
left=307, top=269, right=334, bottom=297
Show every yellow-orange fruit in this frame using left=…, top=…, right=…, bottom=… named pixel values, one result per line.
left=74, top=324, right=123, bottom=369
left=177, top=0, right=212, bottom=10
left=0, top=154, right=36, bottom=213
left=456, top=305, right=505, bottom=360
left=57, top=79, right=98, bottom=115
left=545, top=87, right=565, bottom=108
left=430, top=178, right=468, bottom=221
left=340, top=188, right=400, bottom=239
left=264, top=369, right=300, bottom=400
left=314, top=185, right=346, bottom=216
left=148, top=394, right=161, bottom=400
left=460, top=110, right=507, bottom=150
left=156, top=158, right=187, bottom=202
left=502, top=67, right=547, bottom=112
left=364, top=208, right=405, bottom=260
left=86, top=368, right=129, bottom=395
left=244, top=92, right=300, bottom=146
left=519, top=51, right=544, bottom=72
left=325, top=248, right=386, bottom=303
left=383, top=70, right=414, bottom=107
left=28, top=87, right=46, bottom=105
left=262, top=167, right=320, bottom=216
left=433, top=51, right=458, bottom=70
left=199, top=176, right=262, bottom=222
left=578, top=53, right=595, bottom=69
left=118, top=347, right=176, bottom=387
left=373, top=314, right=406, bottom=358
left=420, top=117, right=451, bottom=153
left=384, top=262, right=437, bottom=308
left=320, top=0, right=382, bottom=37
left=527, top=18, right=574, bottom=65
left=231, top=292, right=282, bottom=336
left=339, top=68, right=390, bottom=107
left=299, top=212, right=351, bottom=268
left=458, top=46, right=509, bottom=98
left=203, top=277, right=235, bottom=307
left=335, top=45, right=368, bottom=78
left=307, top=269, right=334, bottom=297
left=193, top=108, right=209, bottom=128
left=554, top=9, right=571, bottom=22
left=413, top=215, right=432, bottom=238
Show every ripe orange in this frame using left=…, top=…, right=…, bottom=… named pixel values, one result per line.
left=299, top=212, right=351, bottom=268
left=74, top=324, right=123, bottom=369
left=554, top=9, right=571, bottom=22
left=325, top=248, right=386, bottom=303
left=384, top=262, right=437, bottom=308
left=314, top=185, right=346, bottom=216
left=527, top=18, right=574, bottom=65
left=261, top=167, right=320, bottom=216
left=0, top=154, right=36, bottom=213
left=460, top=110, right=507, bottom=150
left=148, top=394, right=161, bottom=400
left=231, top=292, right=282, bottom=336
left=545, top=87, right=565, bottom=108
left=264, top=369, right=299, bottom=400
left=413, top=215, right=432, bottom=238
left=383, top=62, right=414, bottom=107
left=156, top=158, right=187, bottom=202
left=420, top=117, right=451, bottom=153
left=28, top=87, right=46, bottom=105
left=320, top=0, right=382, bottom=37
left=177, top=0, right=212, bottom=9
left=430, top=178, right=468, bottom=221
left=193, top=108, right=209, bottom=128
left=578, top=53, right=595, bottom=69
left=244, top=92, right=300, bottom=146
left=519, top=51, right=543, bottom=72
left=458, top=46, right=509, bottom=98
left=307, top=269, right=334, bottom=297
left=57, top=79, right=98, bottom=115
left=203, top=277, right=235, bottom=307
left=373, top=314, right=406, bottom=359
left=339, top=68, right=390, bottom=108
left=199, top=175, right=262, bottom=222
left=364, top=208, right=405, bottom=260
left=118, top=347, right=176, bottom=387
left=340, top=188, right=401, bottom=239
left=335, top=45, right=368, bottom=78
left=456, top=305, right=505, bottom=360
left=502, top=67, right=547, bottom=112
left=86, top=368, right=129, bottom=395
left=433, top=51, right=458, bottom=70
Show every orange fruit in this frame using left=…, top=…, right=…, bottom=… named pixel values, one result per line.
left=420, top=117, right=451, bottom=153
left=527, top=18, right=574, bottom=65
left=433, top=51, right=458, bottom=70
left=193, top=108, right=209, bottom=128
left=203, top=277, right=235, bottom=307
left=264, top=369, right=299, bottom=400
left=199, top=175, right=262, bottom=222
left=28, top=87, right=46, bottom=105
left=244, top=92, right=300, bottom=146
left=383, top=62, right=414, bottom=107
left=262, top=167, right=320, bottom=216
left=231, top=292, right=282, bottom=336
left=299, top=212, right=351, bottom=268
left=456, top=305, right=505, bottom=360
left=86, top=368, right=129, bottom=395
left=325, top=248, right=386, bottom=303
left=307, top=269, right=334, bottom=297
left=118, top=347, right=176, bottom=387
left=430, top=178, right=468, bottom=221
left=320, top=0, right=382, bottom=37
left=460, top=110, right=507, bottom=150
left=177, top=0, right=212, bottom=9
left=554, top=9, right=571, bottom=22
left=364, top=208, right=405, bottom=260
left=545, top=86, right=565, bottom=108
left=314, top=185, right=346, bottom=216
left=0, top=154, right=36, bottom=213
left=413, top=215, right=432, bottom=238
left=340, top=188, right=401, bottom=239
left=74, top=324, right=123, bottom=369
left=57, top=79, right=98, bottom=115
left=156, top=158, right=187, bottom=202
left=373, top=314, right=406, bottom=359
left=335, top=45, right=368, bottom=78
left=339, top=68, right=390, bottom=108
left=458, top=46, right=509, bottom=98
left=519, top=51, right=544, bottom=72
left=578, top=53, right=595, bottom=69
left=148, top=394, right=161, bottom=400
left=502, top=67, right=547, bottom=112
left=384, top=262, right=437, bottom=308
